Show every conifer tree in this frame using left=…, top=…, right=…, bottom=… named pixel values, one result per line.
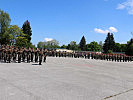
left=22, top=20, right=32, bottom=44
left=79, top=36, right=86, bottom=51
left=126, top=38, right=133, bottom=56
left=103, top=33, right=115, bottom=53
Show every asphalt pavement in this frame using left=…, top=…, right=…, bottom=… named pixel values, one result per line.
left=0, top=57, right=133, bottom=100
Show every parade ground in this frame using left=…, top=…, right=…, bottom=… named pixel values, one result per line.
left=0, top=57, right=133, bottom=100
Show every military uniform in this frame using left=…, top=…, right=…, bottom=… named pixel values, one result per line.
left=112, top=54, right=114, bottom=62
left=31, top=48, right=34, bottom=62
left=35, top=48, right=39, bottom=62
left=43, top=50, right=47, bottom=62
left=117, top=55, right=119, bottom=62
left=87, top=52, right=90, bottom=59
left=18, top=48, right=22, bottom=63
left=27, top=48, right=31, bottom=63
left=0, top=48, right=2, bottom=61
left=22, top=48, right=26, bottom=62
left=12, top=48, right=17, bottom=62
left=120, top=54, right=122, bottom=62
left=4, top=48, right=7, bottom=63
left=7, top=47, right=12, bottom=63
left=106, top=54, right=109, bottom=61
left=55, top=51, right=58, bottom=57
left=39, top=49, right=43, bottom=65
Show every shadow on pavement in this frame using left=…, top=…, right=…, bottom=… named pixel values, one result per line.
left=32, top=64, right=40, bottom=65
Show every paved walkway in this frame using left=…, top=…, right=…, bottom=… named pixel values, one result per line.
left=0, top=57, right=133, bottom=100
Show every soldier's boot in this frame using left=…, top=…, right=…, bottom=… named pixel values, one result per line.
left=27, top=56, right=29, bottom=63
left=4, top=55, right=6, bottom=63
left=43, top=57, right=46, bottom=62
left=39, top=60, right=42, bottom=65
left=29, top=55, right=30, bottom=63
left=31, top=55, right=33, bottom=62
left=31, top=57, right=33, bottom=62
left=35, top=56, right=38, bottom=62
left=27, top=56, right=30, bottom=63
left=18, top=56, right=20, bottom=63
left=39, top=56, right=42, bottom=65
left=22, top=55, right=25, bottom=62
left=8, top=55, right=11, bottom=63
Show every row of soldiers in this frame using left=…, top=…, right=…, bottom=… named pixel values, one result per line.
left=46, top=50, right=133, bottom=62
left=0, top=45, right=47, bottom=65
left=0, top=45, right=132, bottom=63
left=91, top=53, right=133, bottom=62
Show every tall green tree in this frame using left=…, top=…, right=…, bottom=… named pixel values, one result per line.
left=22, top=20, right=32, bottom=44
left=8, top=25, right=31, bottom=48
left=79, top=36, right=86, bottom=51
left=126, top=39, right=133, bottom=56
left=8, top=25, right=22, bottom=45
left=103, top=33, right=115, bottom=53
left=0, top=10, right=11, bottom=45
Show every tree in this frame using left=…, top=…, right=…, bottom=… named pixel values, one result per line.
left=61, top=45, right=67, bottom=49
left=68, top=41, right=78, bottom=50
left=22, top=20, right=32, bottom=44
left=103, top=33, right=115, bottom=53
left=114, top=43, right=121, bottom=52
left=99, top=41, right=103, bottom=52
left=0, top=10, right=11, bottom=45
left=37, top=42, right=45, bottom=48
left=86, top=41, right=101, bottom=51
left=66, top=44, right=71, bottom=50
left=120, top=44, right=127, bottom=52
left=79, top=36, right=86, bottom=51
left=126, top=39, right=133, bottom=56
left=46, top=39, right=59, bottom=48
left=15, top=35, right=28, bottom=47
left=110, top=33, right=115, bottom=49
left=113, top=43, right=127, bottom=52
left=37, top=39, right=60, bottom=49
left=107, top=50, right=113, bottom=54
left=8, top=25, right=22, bottom=45
left=7, top=25, right=30, bottom=47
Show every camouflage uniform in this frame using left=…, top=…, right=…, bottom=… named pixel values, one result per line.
left=39, top=49, right=43, bottom=65
left=18, top=48, right=22, bottom=63
left=31, top=48, right=34, bottom=62
left=35, top=48, right=39, bottom=62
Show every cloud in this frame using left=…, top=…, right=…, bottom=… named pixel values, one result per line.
left=94, top=27, right=118, bottom=34
left=109, top=27, right=118, bottom=32
left=117, top=0, right=133, bottom=14
left=94, top=28, right=109, bottom=34
left=44, top=38, right=53, bottom=42
left=117, top=4, right=126, bottom=9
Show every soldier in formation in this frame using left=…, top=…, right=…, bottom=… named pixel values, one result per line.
left=46, top=50, right=133, bottom=62
left=0, top=45, right=132, bottom=63
left=0, top=45, right=47, bottom=65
